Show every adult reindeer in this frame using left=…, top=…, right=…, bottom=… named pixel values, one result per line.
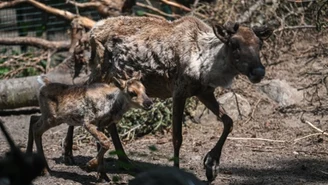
left=64, top=16, right=273, bottom=181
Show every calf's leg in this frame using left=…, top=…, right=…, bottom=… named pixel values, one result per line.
left=62, top=126, right=75, bottom=164
left=33, top=119, right=54, bottom=175
left=84, top=121, right=111, bottom=182
left=26, top=115, right=41, bottom=154
left=197, top=90, right=233, bottom=182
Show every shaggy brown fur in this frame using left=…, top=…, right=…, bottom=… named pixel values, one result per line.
left=66, top=15, right=273, bottom=182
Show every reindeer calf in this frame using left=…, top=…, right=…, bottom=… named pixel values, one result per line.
left=27, top=72, right=153, bottom=182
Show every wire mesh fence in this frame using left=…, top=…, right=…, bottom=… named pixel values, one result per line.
left=0, top=0, right=101, bottom=42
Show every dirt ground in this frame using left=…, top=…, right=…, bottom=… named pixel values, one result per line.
left=1, top=31, right=328, bottom=185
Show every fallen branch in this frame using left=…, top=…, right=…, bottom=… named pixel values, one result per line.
left=227, top=137, right=286, bottom=143
left=274, top=25, right=317, bottom=33
left=293, top=133, right=323, bottom=143
left=0, top=37, right=70, bottom=51
left=300, top=114, right=328, bottom=136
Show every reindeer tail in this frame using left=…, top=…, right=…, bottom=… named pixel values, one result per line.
left=37, top=75, right=50, bottom=87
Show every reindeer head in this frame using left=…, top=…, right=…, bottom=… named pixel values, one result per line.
left=213, top=21, right=273, bottom=83
left=113, top=71, right=153, bottom=110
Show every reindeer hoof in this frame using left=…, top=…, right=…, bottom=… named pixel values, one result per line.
left=203, top=152, right=219, bottom=182
left=97, top=172, right=110, bottom=182
left=63, top=155, right=75, bottom=165
left=117, top=159, right=141, bottom=173
left=41, top=168, right=51, bottom=177
left=86, top=158, right=99, bottom=170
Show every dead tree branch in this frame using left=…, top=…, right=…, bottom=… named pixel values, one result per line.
left=136, top=2, right=181, bottom=18
left=0, top=0, right=27, bottom=9
left=0, top=37, right=70, bottom=51
left=0, top=0, right=95, bottom=29
left=67, top=0, right=132, bottom=17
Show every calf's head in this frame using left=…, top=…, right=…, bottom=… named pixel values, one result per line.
left=213, top=21, right=273, bottom=83
left=113, top=71, right=153, bottom=110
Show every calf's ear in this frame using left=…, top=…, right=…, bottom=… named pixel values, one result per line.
left=252, top=25, right=273, bottom=40
left=133, top=71, right=142, bottom=80
left=113, top=77, right=126, bottom=90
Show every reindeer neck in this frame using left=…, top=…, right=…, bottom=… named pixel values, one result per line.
left=195, top=32, right=239, bottom=88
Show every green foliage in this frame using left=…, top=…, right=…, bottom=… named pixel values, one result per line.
left=117, top=97, right=198, bottom=141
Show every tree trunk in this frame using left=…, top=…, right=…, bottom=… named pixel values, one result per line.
left=0, top=58, right=89, bottom=110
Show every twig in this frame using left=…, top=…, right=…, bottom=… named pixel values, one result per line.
left=227, top=137, right=286, bottom=143
left=300, top=114, right=328, bottom=136
left=66, top=0, right=99, bottom=8
left=274, top=25, right=317, bottom=33
left=120, top=124, right=141, bottom=138
left=136, top=2, right=180, bottom=19
left=293, top=133, right=323, bottom=143
left=161, top=0, right=191, bottom=11
left=160, top=0, right=207, bottom=19
left=46, top=50, right=57, bottom=72
left=232, top=90, right=243, bottom=120
left=143, top=12, right=167, bottom=20
left=242, top=98, right=262, bottom=125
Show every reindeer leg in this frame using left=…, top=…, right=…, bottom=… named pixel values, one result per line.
left=108, top=123, right=140, bottom=172
left=197, top=90, right=233, bottom=182
left=62, top=126, right=75, bottom=165
left=26, top=115, right=41, bottom=154
left=84, top=121, right=111, bottom=182
left=33, top=119, right=53, bottom=176
left=172, top=93, right=187, bottom=168
left=86, top=125, right=103, bottom=170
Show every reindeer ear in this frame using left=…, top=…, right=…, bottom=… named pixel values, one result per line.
left=212, top=23, right=228, bottom=43
left=133, top=71, right=142, bottom=80
left=113, top=77, right=126, bottom=90
left=122, top=71, right=130, bottom=80
left=224, top=21, right=239, bottom=34
left=212, top=21, right=239, bottom=43
left=252, top=25, right=273, bottom=40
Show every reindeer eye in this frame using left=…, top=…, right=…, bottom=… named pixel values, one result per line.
left=129, top=91, right=137, bottom=97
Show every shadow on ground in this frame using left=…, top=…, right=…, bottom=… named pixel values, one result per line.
left=223, top=158, right=328, bottom=185
left=51, top=155, right=174, bottom=184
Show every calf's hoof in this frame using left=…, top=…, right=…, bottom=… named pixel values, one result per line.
left=203, top=152, right=220, bottom=182
left=63, top=155, right=75, bottom=165
left=86, top=158, right=99, bottom=171
left=41, top=168, right=51, bottom=177
left=117, top=159, right=141, bottom=173
left=97, top=172, right=110, bottom=182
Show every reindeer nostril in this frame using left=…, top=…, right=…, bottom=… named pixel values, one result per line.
left=251, top=67, right=265, bottom=78
left=143, top=100, right=153, bottom=110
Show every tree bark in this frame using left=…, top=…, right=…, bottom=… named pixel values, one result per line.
left=0, top=37, right=70, bottom=51
left=0, top=57, right=89, bottom=110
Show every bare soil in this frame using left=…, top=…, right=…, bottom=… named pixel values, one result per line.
left=1, top=31, right=328, bottom=185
